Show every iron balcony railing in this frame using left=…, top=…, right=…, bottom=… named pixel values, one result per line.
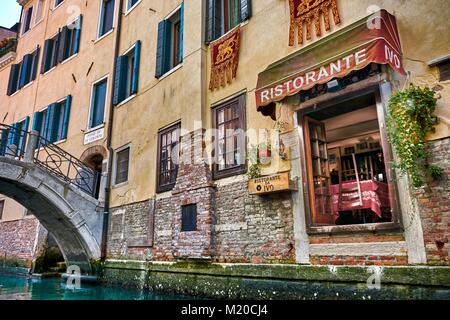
left=0, top=38, right=17, bottom=59
left=0, top=123, right=100, bottom=197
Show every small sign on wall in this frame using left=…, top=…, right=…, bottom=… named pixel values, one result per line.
left=84, top=127, right=104, bottom=145
left=248, top=172, right=297, bottom=195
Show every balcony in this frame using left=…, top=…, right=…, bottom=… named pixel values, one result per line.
left=0, top=38, right=17, bottom=69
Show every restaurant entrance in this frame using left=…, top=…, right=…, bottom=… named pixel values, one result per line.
left=299, top=89, right=395, bottom=227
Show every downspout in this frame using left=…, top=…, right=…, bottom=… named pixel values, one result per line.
left=101, top=0, right=124, bottom=259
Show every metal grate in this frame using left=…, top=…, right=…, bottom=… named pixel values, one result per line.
left=181, top=204, right=197, bottom=232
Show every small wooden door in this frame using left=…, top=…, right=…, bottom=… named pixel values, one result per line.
left=303, top=116, right=334, bottom=225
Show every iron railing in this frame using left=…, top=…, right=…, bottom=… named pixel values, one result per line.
left=0, top=38, right=17, bottom=58
left=0, top=123, right=100, bottom=197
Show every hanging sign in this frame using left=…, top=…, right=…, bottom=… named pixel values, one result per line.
left=289, top=0, right=341, bottom=46
left=248, top=172, right=297, bottom=195
left=209, top=26, right=241, bottom=90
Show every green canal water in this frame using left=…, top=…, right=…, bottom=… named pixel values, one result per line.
left=0, top=274, right=198, bottom=300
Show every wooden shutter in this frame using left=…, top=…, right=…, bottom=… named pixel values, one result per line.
left=240, top=0, right=252, bottom=22
left=155, top=20, right=171, bottom=78
left=73, top=15, right=83, bottom=54
left=57, top=26, right=68, bottom=63
left=43, top=104, right=55, bottom=142
left=205, top=0, right=222, bottom=43
left=19, top=54, right=32, bottom=89
left=41, top=39, right=53, bottom=74
left=0, top=129, right=9, bottom=156
left=31, top=46, right=40, bottom=81
left=179, top=2, right=184, bottom=63
left=131, top=41, right=141, bottom=95
left=32, top=111, right=43, bottom=132
left=7, top=64, right=19, bottom=96
left=113, top=55, right=128, bottom=105
left=61, top=95, right=72, bottom=140
left=20, top=116, right=30, bottom=155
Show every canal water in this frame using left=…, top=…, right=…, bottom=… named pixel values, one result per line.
left=0, top=273, right=197, bottom=300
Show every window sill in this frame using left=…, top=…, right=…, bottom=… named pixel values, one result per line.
left=307, top=222, right=402, bottom=235
left=124, top=0, right=142, bottom=16
left=86, top=124, right=105, bottom=134
left=115, top=94, right=137, bottom=108
left=60, top=53, right=78, bottom=65
left=22, top=81, right=34, bottom=90
left=213, top=165, right=247, bottom=181
left=95, top=29, right=114, bottom=44
left=52, top=2, right=64, bottom=12
left=42, top=66, right=57, bottom=76
left=9, top=90, right=20, bottom=97
left=158, top=63, right=183, bottom=81
left=35, top=139, right=67, bottom=153
left=112, top=181, right=129, bottom=189
left=34, top=18, right=44, bottom=28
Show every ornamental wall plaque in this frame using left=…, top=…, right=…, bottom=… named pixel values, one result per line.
left=289, top=0, right=341, bottom=46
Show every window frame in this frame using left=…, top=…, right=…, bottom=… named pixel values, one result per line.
left=156, top=122, right=181, bottom=193
left=113, top=144, right=131, bottom=187
left=97, top=0, right=116, bottom=39
left=88, top=75, right=109, bottom=130
left=22, top=6, right=33, bottom=35
left=0, top=200, right=4, bottom=220
left=34, top=0, right=46, bottom=25
left=125, top=0, right=141, bottom=15
left=211, top=92, right=247, bottom=180
left=297, top=84, right=402, bottom=235
left=54, top=0, right=64, bottom=10
left=181, top=204, right=198, bottom=232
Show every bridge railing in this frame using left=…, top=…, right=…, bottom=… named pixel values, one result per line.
left=0, top=124, right=100, bottom=198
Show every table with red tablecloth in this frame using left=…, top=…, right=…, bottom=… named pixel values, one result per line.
left=330, top=180, right=390, bottom=220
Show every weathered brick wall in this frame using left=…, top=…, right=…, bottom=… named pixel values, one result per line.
left=0, top=217, right=39, bottom=265
left=416, top=138, right=450, bottom=265
left=107, top=200, right=153, bottom=260
left=214, top=180, right=295, bottom=263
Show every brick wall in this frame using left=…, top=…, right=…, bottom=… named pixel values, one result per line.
left=0, top=217, right=39, bottom=265
left=416, top=137, right=450, bottom=265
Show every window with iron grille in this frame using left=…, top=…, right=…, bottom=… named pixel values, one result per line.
left=181, top=204, right=197, bottom=232
left=212, top=93, right=246, bottom=179
left=115, top=146, right=130, bottom=185
left=157, top=123, right=181, bottom=193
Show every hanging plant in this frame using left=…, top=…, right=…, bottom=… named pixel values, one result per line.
left=387, top=85, right=443, bottom=188
left=247, top=144, right=262, bottom=179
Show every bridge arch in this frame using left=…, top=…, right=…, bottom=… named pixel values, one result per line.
left=0, top=157, right=103, bottom=274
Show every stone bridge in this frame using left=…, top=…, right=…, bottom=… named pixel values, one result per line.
left=0, top=125, right=104, bottom=274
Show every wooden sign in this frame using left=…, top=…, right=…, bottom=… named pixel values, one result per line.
left=248, top=172, right=297, bottom=195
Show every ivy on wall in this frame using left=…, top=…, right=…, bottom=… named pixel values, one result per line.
left=387, top=85, right=443, bottom=188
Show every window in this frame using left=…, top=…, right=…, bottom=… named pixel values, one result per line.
left=155, top=4, right=184, bottom=78
left=7, top=47, right=40, bottom=95
left=205, top=0, right=251, bottom=43
left=35, top=0, right=45, bottom=24
left=98, top=0, right=115, bottom=38
left=15, top=117, right=30, bottom=156
left=89, top=78, right=108, bottom=129
left=181, top=204, right=197, bottom=232
left=300, top=90, right=398, bottom=229
left=113, top=41, right=140, bottom=105
left=157, top=123, right=181, bottom=193
left=114, top=146, right=130, bottom=185
left=32, top=96, right=72, bottom=144
left=40, top=16, right=82, bottom=72
left=54, top=0, right=64, bottom=8
left=22, top=6, right=33, bottom=34
left=212, top=93, right=246, bottom=179
left=0, top=200, right=4, bottom=220
left=4, top=117, right=30, bottom=157
left=127, top=0, right=140, bottom=11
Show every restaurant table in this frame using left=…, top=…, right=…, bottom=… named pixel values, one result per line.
left=329, top=180, right=390, bottom=220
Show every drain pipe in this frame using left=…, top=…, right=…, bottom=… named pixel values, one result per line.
left=101, top=0, right=124, bottom=259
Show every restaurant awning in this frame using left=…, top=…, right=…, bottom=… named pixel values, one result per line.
left=255, top=9, right=406, bottom=118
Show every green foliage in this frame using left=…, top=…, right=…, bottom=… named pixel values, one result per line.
left=247, top=144, right=262, bottom=179
left=387, top=85, right=442, bottom=188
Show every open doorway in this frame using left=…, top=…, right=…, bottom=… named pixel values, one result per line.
left=301, top=91, right=396, bottom=227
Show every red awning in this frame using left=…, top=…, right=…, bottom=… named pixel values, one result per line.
left=255, top=9, right=405, bottom=116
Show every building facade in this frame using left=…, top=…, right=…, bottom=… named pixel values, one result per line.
left=0, top=0, right=449, bottom=272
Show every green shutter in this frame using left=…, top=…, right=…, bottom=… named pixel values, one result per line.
left=131, top=41, right=141, bottom=95
left=31, top=47, right=40, bottom=81
left=57, top=27, right=68, bottom=63
left=19, top=54, right=32, bottom=89
left=0, top=128, right=9, bottom=156
left=7, top=64, right=19, bottom=95
left=74, top=15, right=82, bottom=54
left=41, top=39, right=54, bottom=74
left=113, top=55, right=128, bottom=105
left=155, top=20, right=171, bottom=78
left=43, top=105, right=53, bottom=143
left=179, top=2, right=184, bottom=63
left=240, top=0, right=252, bottom=22
left=205, top=0, right=222, bottom=43
left=20, top=116, right=30, bottom=156
left=61, top=95, right=72, bottom=140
